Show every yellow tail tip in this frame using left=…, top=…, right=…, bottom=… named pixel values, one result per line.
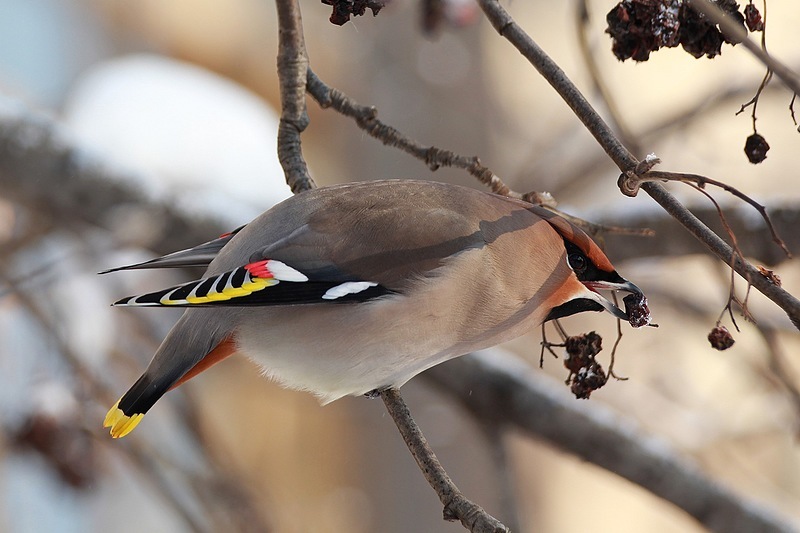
left=104, top=400, right=144, bottom=438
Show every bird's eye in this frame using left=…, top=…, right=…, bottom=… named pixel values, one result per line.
left=568, top=252, right=587, bottom=274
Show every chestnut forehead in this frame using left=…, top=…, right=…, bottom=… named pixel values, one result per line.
left=533, top=208, right=616, bottom=273
left=574, top=232, right=615, bottom=273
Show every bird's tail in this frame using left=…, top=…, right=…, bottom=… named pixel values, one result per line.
left=104, top=311, right=236, bottom=438
left=104, top=373, right=167, bottom=438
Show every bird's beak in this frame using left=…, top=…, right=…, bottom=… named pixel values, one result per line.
left=581, top=279, right=644, bottom=321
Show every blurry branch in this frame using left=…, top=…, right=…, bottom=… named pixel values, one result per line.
left=687, top=0, right=800, bottom=96
left=600, top=204, right=800, bottom=268
left=619, top=169, right=789, bottom=257
left=476, top=0, right=800, bottom=331
left=305, top=68, right=552, bottom=206
left=549, top=80, right=777, bottom=199
left=425, top=350, right=798, bottom=533
left=380, top=389, right=508, bottom=533
left=574, top=0, right=635, bottom=148
left=756, top=325, right=800, bottom=434
left=275, top=0, right=315, bottom=192
left=0, top=100, right=226, bottom=256
left=0, top=93, right=794, bottom=531
left=479, top=422, right=521, bottom=533
left=0, top=107, right=271, bottom=533
left=0, top=270, right=256, bottom=533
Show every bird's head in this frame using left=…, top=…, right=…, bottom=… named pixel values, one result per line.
left=537, top=209, right=646, bottom=325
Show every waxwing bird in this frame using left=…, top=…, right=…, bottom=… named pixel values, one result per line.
left=103, top=180, right=646, bottom=438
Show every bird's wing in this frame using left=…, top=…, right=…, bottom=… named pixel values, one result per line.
left=113, top=255, right=392, bottom=307
left=99, top=226, right=245, bottom=274
left=211, top=181, right=498, bottom=286
left=112, top=180, right=543, bottom=308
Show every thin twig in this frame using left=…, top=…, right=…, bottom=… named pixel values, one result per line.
left=558, top=210, right=655, bottom=239
left=305, top=68, right=537, bottom=202
left=735, top=0, right=772, bottom=130
left=621, top=169, right=790, bottom=258
left=0, top=269, right=212, bottom=533
left=756, top=324, right=800, bottom=435
left=275, top=0, right=315, bottom=192
left=687, top=182, right=749, bottom=329
left=380, top=388, right=509, bottom=533
left=735, top=70, right=773, bottom=128
left=539, top=322, right=561, bottom=367
left=574, top=0, right=637, bottom=149
left=607, top=294, right=628, bottom=380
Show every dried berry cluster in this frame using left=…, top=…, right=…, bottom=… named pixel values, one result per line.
left=321, top=0, right=386, bottom=26
left=606, top=0, right=760, bottom=62
left=564, top=332, right=608, bottom=399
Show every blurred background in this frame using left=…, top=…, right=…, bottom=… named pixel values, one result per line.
left=0, top=0, right=799, bottom=531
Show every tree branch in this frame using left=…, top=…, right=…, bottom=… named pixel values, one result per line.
left=620, top=169, right=790, bottom=257
left=275, top=0, right=315, bottom=192
left=380, top=388, right=508, bottom=533
left=475, top=0, right=800, bottom=330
